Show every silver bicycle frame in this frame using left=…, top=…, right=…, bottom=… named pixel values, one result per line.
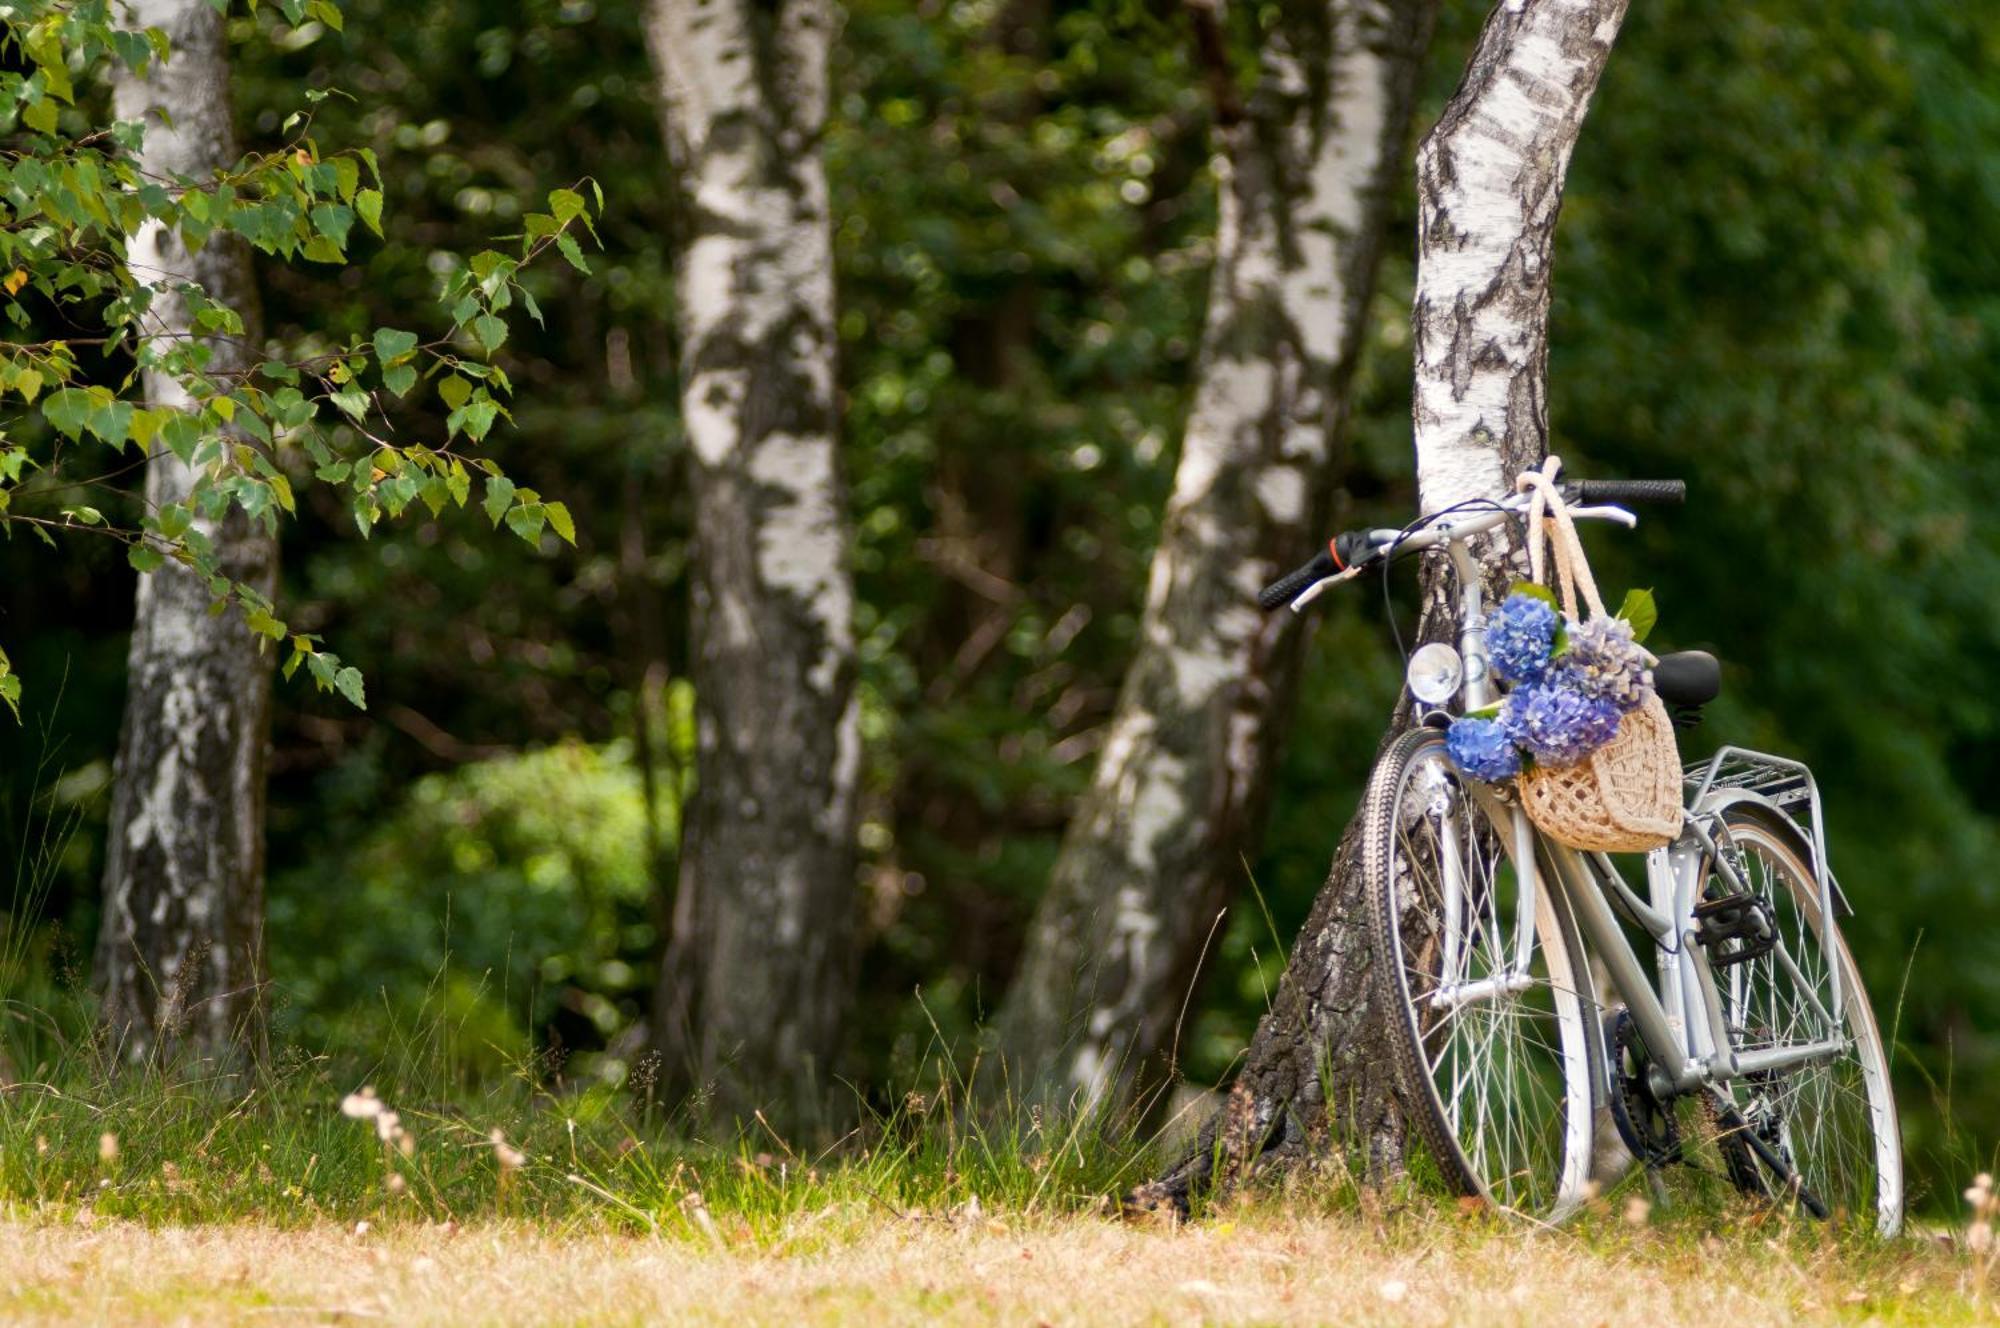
left=1322, top=495, right=1856, bottom=1090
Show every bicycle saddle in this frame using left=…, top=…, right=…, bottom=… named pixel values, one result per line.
left=1654, top=650, right=1721, bottom=707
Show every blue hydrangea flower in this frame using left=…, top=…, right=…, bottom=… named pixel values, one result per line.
left=1488, top=592, right=1559, bottom=685
left=1551, top=616, right=1655, bottom=712
left=1446, top=716, right=1521, bottom=782
left=1502, top=681, right=1623, bottom=767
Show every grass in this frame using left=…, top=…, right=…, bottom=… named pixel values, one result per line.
left=0, top=1037, right=1165, bottom=1236
left=0, top=1052, right=1995, bottom=1325
left=0, top=1194, right=1994, bottom=1325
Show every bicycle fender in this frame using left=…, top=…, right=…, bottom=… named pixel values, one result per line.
left=1690, top=788, right=1855, bottom=918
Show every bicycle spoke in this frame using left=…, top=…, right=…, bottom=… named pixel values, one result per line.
left=1375, top=743, right=1590, bottom=1216
left=1704, top=818, right=1899, bottom=1232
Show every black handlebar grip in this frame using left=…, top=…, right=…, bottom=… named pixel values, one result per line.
left=1568, top=478, right=1686, bottom=505
left=1258, top=550, right=1334, bottom=610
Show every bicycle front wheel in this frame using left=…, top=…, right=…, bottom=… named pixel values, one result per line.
left=1363, top=729, right=1600, bottom=1219
left=1705, top=807, right=1903, bottom=1235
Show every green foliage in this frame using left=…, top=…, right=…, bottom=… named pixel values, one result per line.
left=1617, top=588, right=1657, bottom=644
left=0, top=0, right=1992, bottom=1225
left=0, top=0, right=597, bottom=712
left=269, top=732, right=686, bottom=1082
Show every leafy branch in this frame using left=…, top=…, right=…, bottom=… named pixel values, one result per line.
left=0, top=0, right=602, bottom=716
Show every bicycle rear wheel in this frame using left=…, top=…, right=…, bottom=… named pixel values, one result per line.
left=1364, top=729, right=1600, bottom=1219
left=1704, top=807, right=1903, bottom=1235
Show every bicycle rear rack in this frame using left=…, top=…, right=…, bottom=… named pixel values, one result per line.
left=1683, top=742, right=1853, bottom=956
left=1685, top=746, right=1818, bottom=812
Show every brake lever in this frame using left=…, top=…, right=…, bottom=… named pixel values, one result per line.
left=1565, top=503, right=1638, bottom=528
left=1288, top=565, right=1366, bottom=613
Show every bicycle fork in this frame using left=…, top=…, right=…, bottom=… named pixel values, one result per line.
left=1427, top=784, right=1540, bottom=1011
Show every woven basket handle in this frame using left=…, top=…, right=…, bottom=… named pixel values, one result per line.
left=1518, top=457, right=1608, bottom=621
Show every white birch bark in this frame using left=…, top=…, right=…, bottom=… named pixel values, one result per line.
left=1412, top=0, right=1630, bottom=514
left=643, top=0, right=860, bottom=1125
left=992, top=0, right=1437, bottom=1109
left=95, top=0, right=276, bottom=1065
left=1133, top=0, right=1627, bottom=1212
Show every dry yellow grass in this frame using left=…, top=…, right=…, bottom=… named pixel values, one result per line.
left=0, top=1208, right=1991, bottom=1327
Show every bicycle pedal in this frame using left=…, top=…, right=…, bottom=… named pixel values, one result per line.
left=1692, top=893, right=1777, bottom=966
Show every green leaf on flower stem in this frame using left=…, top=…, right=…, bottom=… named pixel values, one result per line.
left=1618, top=588, right=1658, bottom=643
left=1508, top=580, right=1559, bottom=607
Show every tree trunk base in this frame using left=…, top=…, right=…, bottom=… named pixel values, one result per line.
left=1126, top=821, right=1407, bottom=1217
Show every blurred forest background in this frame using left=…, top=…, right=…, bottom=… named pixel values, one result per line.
left=2, top=0, right=1995, bottom=1210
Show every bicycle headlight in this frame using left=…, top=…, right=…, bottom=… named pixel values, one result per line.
left=1406, top=642, right=1464, bottom=706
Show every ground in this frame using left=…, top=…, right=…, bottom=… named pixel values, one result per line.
left=2, top=1207, right=1990, bottom=1326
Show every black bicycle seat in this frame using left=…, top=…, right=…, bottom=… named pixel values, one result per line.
left=1655, top=650, right=1721, bottom=708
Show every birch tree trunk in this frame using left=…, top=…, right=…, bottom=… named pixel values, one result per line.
left=1131, top=0, right=1628, bottom=1212
left=644, top=0, right=860, bottom=1127
left=991, top=0, right=1437, bottom=1109
left=95, top=0, right=276, bottom=1066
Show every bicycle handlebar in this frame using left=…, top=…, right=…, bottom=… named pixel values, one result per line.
left=1257, top=550, right=1335, bottom=610
left=1257, top=473, right=1685, bottom=611
left=1257, top=531, right=1378, bottom=609
left=1565, top=478, right=1685, bottom=506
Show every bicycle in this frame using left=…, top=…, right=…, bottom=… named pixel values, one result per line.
left=1257, top=468, right=1902, bottom=1232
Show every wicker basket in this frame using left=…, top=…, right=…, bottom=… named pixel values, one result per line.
left=1512, top=460, right=1684, bottom=852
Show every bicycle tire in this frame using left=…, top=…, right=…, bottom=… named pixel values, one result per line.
left=1363, top=728, right=1602, bottom=1219
left=1701, top=806, right=1903, bottom=1234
